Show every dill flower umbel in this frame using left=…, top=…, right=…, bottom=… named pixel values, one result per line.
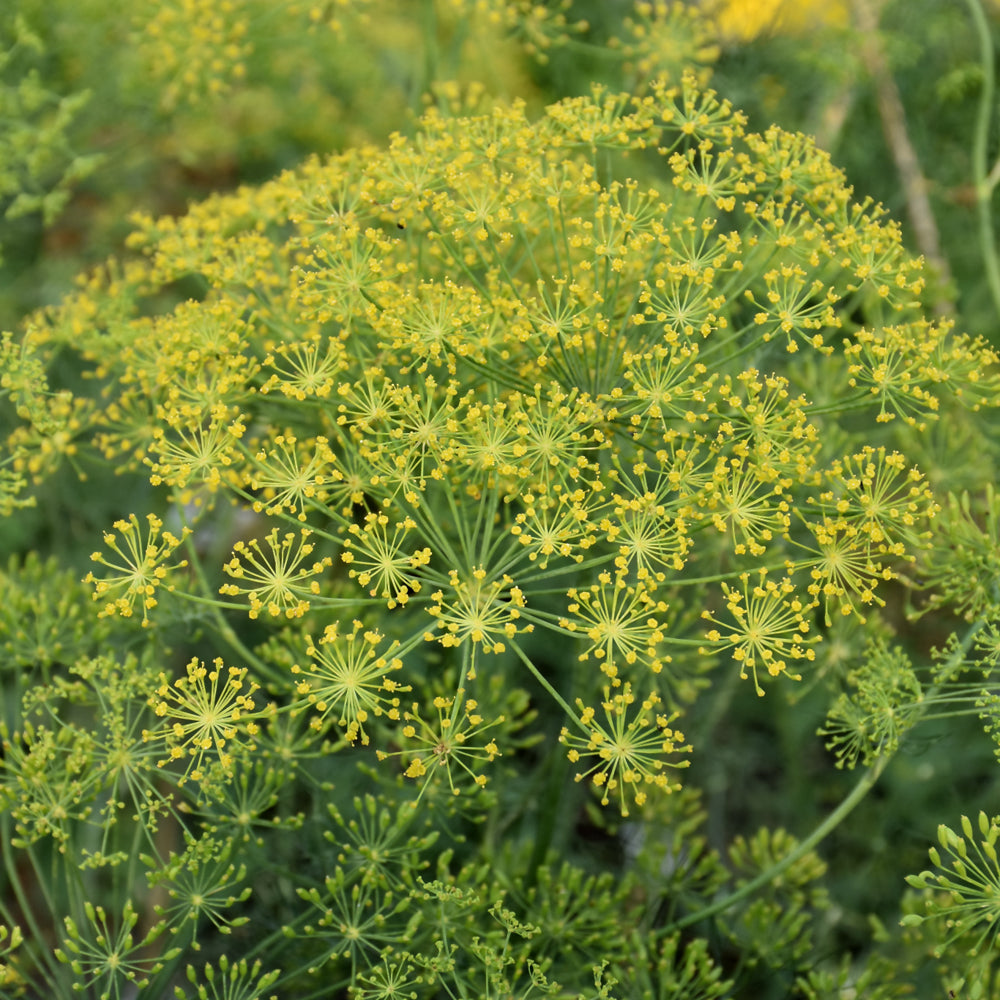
left=58, top=72, right=994, bottom=803
left=6, top=14, right=1000, bottom=997
left=84, top=513, right=191, bottom=626
left=424, top=567, right=531, bottom=654
left=291, top=620, right=408, bottom=744
left=559, top=684, right=691, bottom=816
left=560, top=578, right=671, bottom=682
left=143, top=658, right=261, bottom=785
left=55, top=900, right=179, bottom=996
left=246, top=432, right=341, bottom=521
left=340, top=511, right=431, bottom=609
left=377, top=689, right=505, bottom=795
left=701, top=570, right=817, bottom=695
left=905, top=812, right=1000, bottom=959
left=219, top=527, right=332, bottom=619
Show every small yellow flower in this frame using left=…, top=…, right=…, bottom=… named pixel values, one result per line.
left=248, top=432, right=341, bottom=521
left=84, top=513, right=190, bottom=626
left=424, top=567, right=532, bottom=654
left=559, top=684, right=691, bottom=816
left=291, top=620, right=409, bottom=744
left=560, top=578, right=670, bottom=681
left=142, top=657, right=261, bottom=785
left=376, top=688, right=505, bottom=795
left=701, top=569, right=818, bottom=695
left=220, top=527, right=332, bottom=620
left=341, top=511, right=429, bottom=609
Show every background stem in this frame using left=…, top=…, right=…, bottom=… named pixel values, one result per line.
left=964, top=0, right=1000, bottom=323
left=669, top=753, right=888, bottom=931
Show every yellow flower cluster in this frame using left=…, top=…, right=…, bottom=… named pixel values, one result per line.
left=560, top=684, right=691, bottom=816
left=616, top=3, right=720, bottom=88
left=376, top=688, right=504, bottom=795
left=143, top=657, right=261, bottom=785
left=134, top=0, right=252, bottom=111
left=708, top=0, right=849, bottom=44
left=292, top=620, right=408, bottom=744
left=84, top=514, right=190, bottom=627
left=220, top=527, right=332, bottom=619
left=441, top=0, right=585, bottom=61
left=38, top=75, right=997, bottom=809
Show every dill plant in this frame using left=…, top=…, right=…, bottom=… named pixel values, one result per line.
left=0, top=0, right=555, bottom=335
left=2, top=6, right=1000, bottom=999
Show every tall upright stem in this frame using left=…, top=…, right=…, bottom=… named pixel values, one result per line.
left=669, top=753, right=888, bottom=931
left=854, top=0, right=952, bottom=311
left=965, top=0, right=1000, bottom=322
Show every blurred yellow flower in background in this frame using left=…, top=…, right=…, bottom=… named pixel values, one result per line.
left=708, top=0, right=850, bottom=42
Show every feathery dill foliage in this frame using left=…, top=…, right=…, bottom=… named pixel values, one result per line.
left=2, top=57, right=1000, bottom=999
left=0, top=13, right=101, bottom=269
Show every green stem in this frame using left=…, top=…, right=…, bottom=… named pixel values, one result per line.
left=509, top=639, right=585, bottom=732
left=559, top=38, right=624, bottom=58
left=965, top=0, right=1000, bottom=321
left=669, top=752, right=889, bottom=931
left=179, top=530, right=276, bottom=683
left=0, top=819, right=63, bottom=991
left=420, top=0, right=439, bottom=114
left=671, top=616, right=987, bottom=932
